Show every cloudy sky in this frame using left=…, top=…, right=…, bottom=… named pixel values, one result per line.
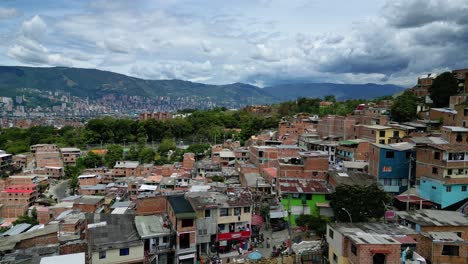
left=0, top=0, right=467, bottom=87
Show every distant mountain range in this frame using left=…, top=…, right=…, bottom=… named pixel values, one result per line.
left=0, top=66, right=405, bottom=106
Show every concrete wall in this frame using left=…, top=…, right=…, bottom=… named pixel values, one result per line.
left=92, top=244, right=144, bottom=264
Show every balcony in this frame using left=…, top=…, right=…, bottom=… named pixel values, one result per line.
left=383, top=185, right=401, bottom=193
left=217, top=230, right=251, bottom=241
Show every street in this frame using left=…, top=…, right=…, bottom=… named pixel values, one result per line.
left=47, top=179, right=70, bottom=202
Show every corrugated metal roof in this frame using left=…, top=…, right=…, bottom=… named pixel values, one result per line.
left=1, top=223, right=31, bottom=236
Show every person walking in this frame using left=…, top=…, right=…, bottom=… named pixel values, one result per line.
left=266, top=237, right=270, bottom=248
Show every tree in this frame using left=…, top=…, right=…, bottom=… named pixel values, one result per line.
left=105, top=144, right=124, bottom=168
left=13, top=207, right=38, bottom=225
left=69, top=175, right=79, bottom=195
left=157, top=138, right=176, bottom=155
left=391, top=91, right=418, bottom=122
left=139, top=147, right=156, bottom=163
left=330, top=184, right=390, bottom=222
left=79, top=151, right=104, bottom=168
left=323, top=95, right=336, bottom=103
left=429, top=72, right=459, bottom=107
left=295, top=214, right=330, bottom=236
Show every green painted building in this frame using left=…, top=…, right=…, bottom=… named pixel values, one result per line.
left=279, top=178, right=333, bottom=226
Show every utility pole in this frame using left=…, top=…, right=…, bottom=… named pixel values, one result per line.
left=287, top=193, right=292, bottom=255
left=406, top=153, right=413, bottom=211
left=341, top=208, right=352, bottom=223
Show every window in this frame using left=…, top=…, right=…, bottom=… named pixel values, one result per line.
left=446, top=186, right=452, bottom=192
left=406, top=152, right=411, bottom=159
left=393, top=131, right=399, bottom=137
left=441, top=245, right=459, bottom=256
left=383, top=166, right=392, bottom=172
left=244, top=207, right=251, bottom=213
left=351, top=244, right=357, bottom=255
left=163, top=236, right=168, bottom=243
left=220, top=208, right=229, bottom=216
left=464, top=108, right=468, bottom=116
left=383, top=179, right=392, bottom=186
left=292, top=193, right=300, bottom=198
left=333, top=253, right=338, bottom=264
left=119, top=248, right=130, bottom=256
left=329, top=229, right=334, bottom=239
left=372, top=130, right=375, bottom=135
left=379, top=131, right=385, bottom=137
left=205, top=209, right=211, bottom=218
left=379, top=140, right=385, bottom=144
left=181, top=219, right=193, bottom=227
left=99, top=251, right=106, bottom=259
left=312, top=171, right=318, bottom=176
left=434, top=152, right=440, bottom=160
left=448, top=169, right=452, bottom=175
left=234, top=207, right=241, bottom=216
left=386, top=151, right=395, bottom=159
left=456, top=133, right=463, bottom=142
left=462, top=186, right=467, bottom=192
left=432, top=167, right=438, bottom=174
left=432, top=186, right=437, bottom=190
left=305, top=194, right=313, bottom=200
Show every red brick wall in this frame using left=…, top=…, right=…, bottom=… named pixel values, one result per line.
left=79, top=177, right=100, bottom=186
left=348, top=244, right=400, bottom=264
left=135, top=195, right=167, bottom=215
left=16, top=232, right=58, bottom=249
left=60, top=242, right=88, bottom=255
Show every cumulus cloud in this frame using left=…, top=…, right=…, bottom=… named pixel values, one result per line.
left=7, top=15, right=74, bottom=66
left=2, top=0, right=468, bottom=87
left=0, top=7, right=20, bottom=20
left=130, top=60, right=213, bottom=82
left=21, top=15, right=46, bottom=40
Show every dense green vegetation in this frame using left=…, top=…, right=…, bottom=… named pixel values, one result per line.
left=429, top=72, right=459, bottom=107
left=295, top=214, right=330, bottom=236
left=330, top=184, right=391, bottom=223
left=390, top=91, right=419, bottom=122
left=13, top=207, right=38, bottom=226
left=0, top=95, right=397, bottom=156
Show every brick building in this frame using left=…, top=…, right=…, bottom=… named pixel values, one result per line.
left=278, top=114, right=318, bottom=143
left=397, top=210, right=468, bottom=263
left=182, top=153, right=195, bottom=170
left=167, top=195, right=197, bottom=264
left=135, top=194, right=167, bottom=215
left=60, top=147, right=81, bottom=166
left=31, top=144, right=63, bottom=168
left=336, top=139, right=370, bottom=163
left=0, top=184, right=38, bottom=218
left=276, top=151, right=329, bottom=180
left=139, top=112, right=173, bottom=121
left=415, top=143, right=468, bottom=208
left=113, top=161, right=141, bottom=177
left=440, top=126, right=468, bottom=144
left=72, top=195, right=104, bottom=213
left=326, top=222, right=419, bottom=264
left=317, top=115, right=356, bottom=140
left=419, top=108, right=458, bottom=126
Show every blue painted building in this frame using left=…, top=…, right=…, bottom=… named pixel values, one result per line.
left=369, top=142, right=415, bottom=194
left=416, top=144, right=468, bottom=209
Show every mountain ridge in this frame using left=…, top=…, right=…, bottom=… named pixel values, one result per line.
left=0, top=66, right=404, bottom=106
